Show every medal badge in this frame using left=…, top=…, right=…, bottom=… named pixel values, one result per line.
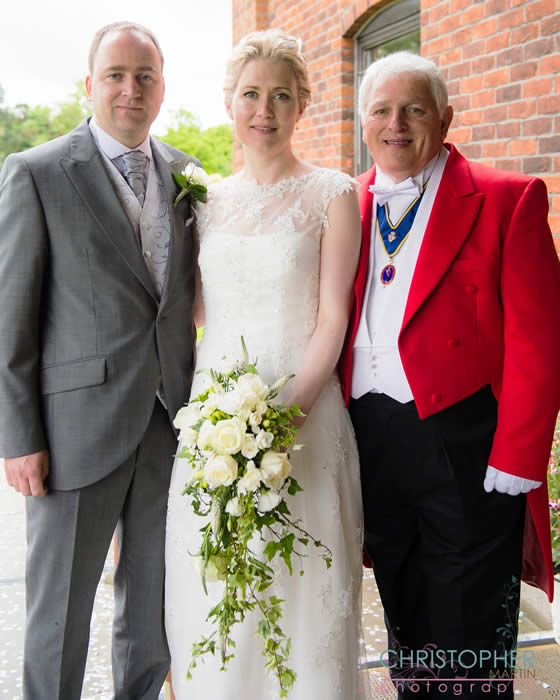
left=376, top=185, right=427, bottom=285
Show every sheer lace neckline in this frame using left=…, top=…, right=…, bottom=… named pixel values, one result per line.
left=233, top=167, right=323, bottom=192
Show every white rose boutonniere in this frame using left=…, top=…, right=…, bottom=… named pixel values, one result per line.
left=173, top=162, right=209, bottom=207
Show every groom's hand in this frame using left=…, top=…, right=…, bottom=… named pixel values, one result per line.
left=4, top=449, right=49, bottom=497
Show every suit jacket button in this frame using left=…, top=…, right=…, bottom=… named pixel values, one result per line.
left=448, top=338, right=460, bottom=349
left=430, top=392, right=442, bottom=404
left=465, top=284, right=477, bottom=294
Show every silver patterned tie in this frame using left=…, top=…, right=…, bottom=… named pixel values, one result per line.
left=115, top=151, right=148, bottom=206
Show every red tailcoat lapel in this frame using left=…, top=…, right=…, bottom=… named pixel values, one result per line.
left=401, top=146, right=484, bottom=332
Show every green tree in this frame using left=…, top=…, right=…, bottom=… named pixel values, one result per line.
left=0, top=82, right=90, bottom=166
left=160, top=110, right=232, bottom=177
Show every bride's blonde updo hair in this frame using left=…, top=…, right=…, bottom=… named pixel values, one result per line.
left=224, top=29, right=311, bottom=110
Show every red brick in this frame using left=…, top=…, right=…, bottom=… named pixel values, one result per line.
left=461, top=74, right=484, bottom=92
left=484, top=69, right=510, bottom=87
left=486, top=0, right=512, bottom=14
left=539, top=136, right=560, bottom=154
left=472, top=125, right=496, bottom=140
left=452, top=95, right=471, bottom=112
left=509, top=139, right=537, bottom=156
left=484, top=104, right=508, bottom=122
left=462, top=39, right=486, bottom=60
left=522, top=77, right=554, bottom=98
left=509, top=100, right=537, bottom=119
left=461, top=4, right=485, bottom=25
left=496, top=84, right=522, bottom=102
left=448, top=127, right=471, bottom=144
left=522, top=118, right=553, bottom=136
left=472, top=18, right=497, bottom=39
left=540, top=54, right=560, bottom=74
left=547, top=215, right=560, bottom=234
left=459, top=143, right=482, bottom=159
left=494, top=159, right=522, bottom=173
left=497, top=8, right=525, bottom=32
left=551, top=196, right=560, bottom=214
left=497, top=46, right=523, bottom=67
left=522, top=156, right=553, bottom=173
left=425, top=35, right=451, bottom=53
left=542, top=13, right=560, bottom=35
left=497, top=122, right=521, bottom=139
left=472, top=90, right=495, bottom=108
left=538, top=95, right=560, bottom=114
left=451, top=0, right=472, bottom=11
left=472, top=55, right=496, bottom=74
left=431, top=2, right=452, bottom=23
left=486, top=31, right=511, bottom=51
left=460, top=109, right=484, bottom=126
left=449, top=61, right=472, bottom=79
left=525, top=37, right=555, bottom=60
left=526, top=0, right=557, bottom=21
left=511, top=24, right=539, bottom=44
left=510, top=62, right=538, bottom=82
left=438, top=48, right=462, bottom=66
left=482, top=141, right=508, bottom=157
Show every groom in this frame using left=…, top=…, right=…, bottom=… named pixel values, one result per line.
left=0, top=22, right=197, bottom=699
left=341, top=51, right=560, bottom=696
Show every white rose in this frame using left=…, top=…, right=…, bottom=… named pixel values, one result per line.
left=179, top=426, right=198, bottom=448
left=257, top=490, right=282, bottom=513
left=197, top=420, right=216, bottom=450
left=191, top=555, right=226, bottom=582
left=183, top=162, right=210, bottom=188
left=260, top=450, right=292, bottom=491
left=173, top=403, right=201, bottom=431
left=241, top=434, right=258, bottom=459
left=225, top=497, right=242, bottom=517
left=219, top=357, right=237, bottom=376
left=236, top=373, right=268, bottom=410
left=203, top=453, right=238, bottom=488
left=237, top=461, right=262, bottom=493
left=255, top=429, right=274, bottom=451
left=200, top=393, right=219, bottom=418
left=216, top=390, right=243, bottom=416
left=212, top=417, right=246, bottom=455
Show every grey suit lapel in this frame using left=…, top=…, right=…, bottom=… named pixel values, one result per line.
left=60, top=121, right=157, bottom=301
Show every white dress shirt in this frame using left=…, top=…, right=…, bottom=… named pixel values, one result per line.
left=351, top=147, right=449, bottom=402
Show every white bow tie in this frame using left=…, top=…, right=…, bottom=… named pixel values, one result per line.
left=369, top=177, right=421, bottom=206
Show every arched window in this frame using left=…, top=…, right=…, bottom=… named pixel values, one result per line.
left=355, top=0, right=420, bottom=173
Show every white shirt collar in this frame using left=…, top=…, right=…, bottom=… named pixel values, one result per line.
left=89, top=117, right=152, bottom=161
left=374, top=149, right=441, bottom=189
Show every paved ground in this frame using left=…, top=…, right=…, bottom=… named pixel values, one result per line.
left=1, top=469, right=559, bottom=699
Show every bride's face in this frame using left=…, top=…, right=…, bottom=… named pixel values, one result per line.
left=227, top=58, right=304, bottom=156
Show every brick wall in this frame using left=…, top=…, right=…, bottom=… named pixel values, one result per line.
left=422, top=0, right=560, bottom=245
left=232, top=0, right=560, bottom=245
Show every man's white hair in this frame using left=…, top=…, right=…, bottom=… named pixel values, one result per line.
left=358, top=51, right=449, bottom=122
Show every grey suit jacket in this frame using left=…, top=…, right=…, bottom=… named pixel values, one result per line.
left=0, top=119, right=197, bottom=489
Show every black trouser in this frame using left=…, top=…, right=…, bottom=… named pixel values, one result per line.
left=350, top=386, right=525, bottom=699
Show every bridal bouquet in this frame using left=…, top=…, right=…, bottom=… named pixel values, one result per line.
left=174, top=338, right=332, bottom=697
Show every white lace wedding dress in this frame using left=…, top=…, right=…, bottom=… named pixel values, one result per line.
left=165, top=168, right=365, bottom=700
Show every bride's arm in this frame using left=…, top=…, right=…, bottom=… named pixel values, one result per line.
left=287, top=187, right=361, bottom=422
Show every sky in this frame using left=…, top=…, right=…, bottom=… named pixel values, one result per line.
left=1, top=0, right=233, bottom=134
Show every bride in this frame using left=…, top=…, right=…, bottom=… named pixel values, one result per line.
left=165, top=29, right=365, bottom=699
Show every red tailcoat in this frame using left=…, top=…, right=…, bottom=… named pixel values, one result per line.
left=340, top=144, right=560, bottom=599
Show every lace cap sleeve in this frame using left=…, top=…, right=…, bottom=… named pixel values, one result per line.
left=314, top=169, right=358, bottom=232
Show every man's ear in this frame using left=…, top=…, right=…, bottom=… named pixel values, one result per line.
left=441, top=105, right=454, bottom=139
left=85, top=75, right=93, bottom=100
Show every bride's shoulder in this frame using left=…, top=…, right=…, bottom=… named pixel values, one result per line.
left=303, top=166, right=358, bottom=206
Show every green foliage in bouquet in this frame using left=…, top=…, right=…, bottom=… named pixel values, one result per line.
left=174, top=339, right=332, bottom=697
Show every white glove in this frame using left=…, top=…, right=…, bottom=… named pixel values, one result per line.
left=483, top=465, right=542, bottom=496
